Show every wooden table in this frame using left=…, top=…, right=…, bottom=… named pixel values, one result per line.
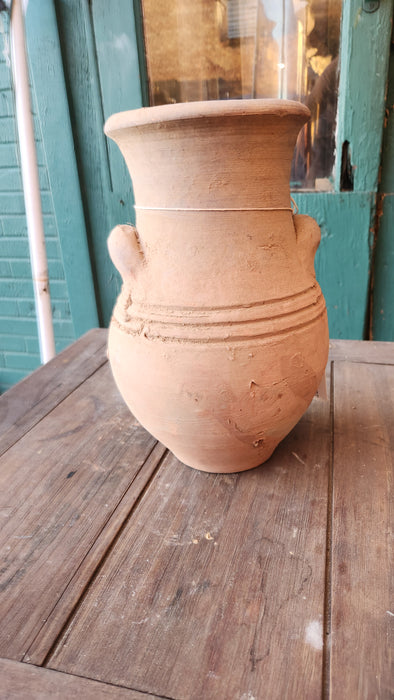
left=0, top=330, right=392, bottom=699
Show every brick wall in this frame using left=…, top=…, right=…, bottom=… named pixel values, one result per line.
left=0, top=13, right=75, bottom=393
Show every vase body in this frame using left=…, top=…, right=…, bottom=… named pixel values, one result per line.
left=105, top=100, right=329, bottom=473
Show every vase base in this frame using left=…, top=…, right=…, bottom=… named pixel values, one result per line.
left=169, top=444, right=278, bottom=474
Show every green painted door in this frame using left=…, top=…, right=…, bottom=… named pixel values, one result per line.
left=56, top=0, right=393, bottom=339
left=55, top=0, right=144, bottom=326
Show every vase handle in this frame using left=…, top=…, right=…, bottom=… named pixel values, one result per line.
left=107, top=224, right=144, bottom=283
left=293, top=214, right=321, bottom=278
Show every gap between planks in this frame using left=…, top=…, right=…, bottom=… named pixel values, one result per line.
left=25, top=442, right=169, bottom=667
left=1, top=351, right=160, bottom=662
left=328, top=339, right=394, bottom=365
left=328, top=360, right=393, bottom=698
left=0, top=329, right=108, bottom=457
left=0, top=355, right=107, bottom=457
left=41, top=407, right=332, bottom=698
left=0, top=657, right=174, bottom=700
left=322, top=360, right=335, bottom=700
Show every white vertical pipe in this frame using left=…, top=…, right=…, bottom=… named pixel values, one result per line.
left=10, top=0, right=56, bottom=363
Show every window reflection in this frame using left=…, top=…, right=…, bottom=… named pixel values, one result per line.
left=141, top=0, right=342, bottom=190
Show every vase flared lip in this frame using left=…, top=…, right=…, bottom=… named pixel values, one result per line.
left=104, top=98, right=310, bottom=136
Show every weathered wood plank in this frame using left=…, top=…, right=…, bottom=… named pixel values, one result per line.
left=0, top=658, right=165, bottom=699
left=26, top=441, right=167, bottom=666
left=329, top=339, right=394, bottom=365
left=0, top=361, right=157, bottom=660
left=0, top=329, right=107, bottom=456
left=46, top=392, right=331, bottom=700
left=330, top=361, right=393, bottom=699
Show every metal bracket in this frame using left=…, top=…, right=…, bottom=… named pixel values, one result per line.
left=362, top=0, right=380, bottom=13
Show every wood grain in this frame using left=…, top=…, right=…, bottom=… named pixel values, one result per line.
left=0, top=658, right=165, bottom=699
left=0, top=329, right=107, bottom=456
left=329, top=339, right=394, bottom=365
left=26, top=441, right=168, bottom=666
left=330, top=361, right=393, bottom=698
left=46, top=393, right=331, bottom=700
left=0, top=361, right=157, bottom=660
left=2, top=336, right=392, bottom=697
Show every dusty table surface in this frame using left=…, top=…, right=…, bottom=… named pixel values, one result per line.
left=0, top=329, right=392, bottom=699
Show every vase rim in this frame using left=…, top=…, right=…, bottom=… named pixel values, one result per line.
left=104, top=98, right=310, bottom=136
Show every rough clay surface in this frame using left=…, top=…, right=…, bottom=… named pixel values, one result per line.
left=106, top=99, right=329, bottom=473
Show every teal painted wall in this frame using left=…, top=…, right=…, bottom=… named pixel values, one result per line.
left=0, top=11, right=75, bottom=393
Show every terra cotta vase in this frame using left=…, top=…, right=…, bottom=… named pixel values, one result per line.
left=104, top=99, right=329, bottom=473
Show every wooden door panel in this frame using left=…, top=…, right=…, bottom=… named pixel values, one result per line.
left=293, top=192, right=374, bottom=339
